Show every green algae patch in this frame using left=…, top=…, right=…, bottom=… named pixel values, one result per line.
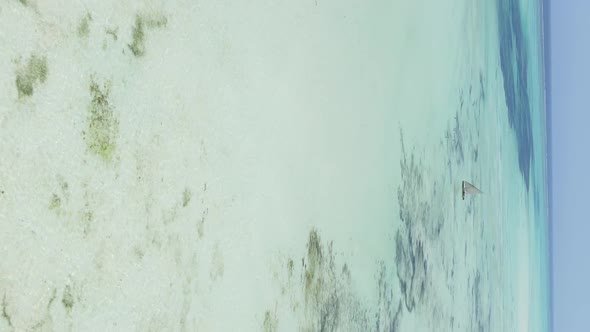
left=127, top=13, right=167, bottom=57
left=133, top=246, right=145, bottom=261
left=15, top=55, right=48, bottom=98
left=182, top=188, right=192, bottom=207
left=61, top=285, right=75, bottom=312
left=262, top=310, right=278, bottom=332
left=77, top=13, right=92, bottom=38
left=304, top=228, right=324, bottom=304
left=1, top=295, right=12, bottom=327
left=197, top=208, right=208, bottom=239
left=128, top=15, right=145, bottom=56
left=81, top=205, right=94, bottom=236
left=106, top=27, right=118, bottom=41
left=265, top=229, right=400, bottom=331
left=287, top=258, right=294, bottom=279
left=144, top=14, right=168, bottom=29
left=48, top=176, right=69, bottom=213
left=83, top=78, right=118, bottom=161
left=48, top=193, right=61, bottom=210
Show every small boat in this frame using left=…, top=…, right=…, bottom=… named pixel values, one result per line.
left=462, top=181, right=482, bottom=200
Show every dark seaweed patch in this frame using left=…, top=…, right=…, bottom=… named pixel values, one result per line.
left=390, top=62, right=490, bottom=329
left=479, top=71, right=486, bottom=102
left=395, top=129, right=462, bottom=314
left=375, top=263, right=402, bottom=331
left=394, top=230, right=426, bottom=312
left=452, top=114, right=464, bottom=164
left=341, top=263, right=350, bottom=280
left=395, top=132, right=429, bottom=312
left=471, top=271, right=484, bottom=332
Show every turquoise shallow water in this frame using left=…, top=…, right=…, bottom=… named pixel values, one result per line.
left=497, top=0, right=551, bottom=329
left=0, top=0, right=549, bottom=330
left=389, top=0, right=549, bottom=329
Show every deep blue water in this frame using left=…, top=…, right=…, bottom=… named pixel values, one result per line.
left=496, top=0, right=534, bottom=191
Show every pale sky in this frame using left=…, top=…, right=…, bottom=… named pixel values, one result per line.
left=549, top=0, right=590, bottom=331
